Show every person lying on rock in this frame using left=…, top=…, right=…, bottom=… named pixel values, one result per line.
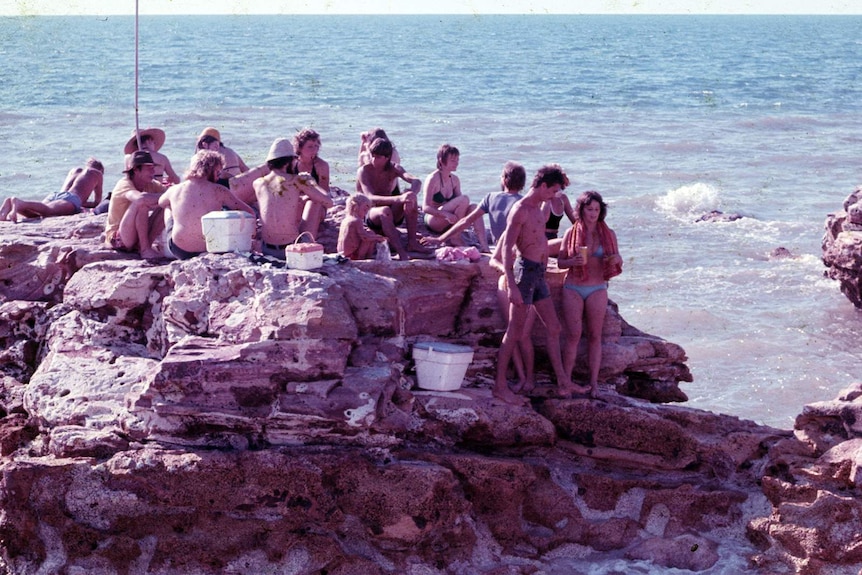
left=103, top=151, right=167, bottom=260
left=158, top=149, right=255, bottom=260
left=254, top=138, right=333, bottom=260
left=338, top=194, right=387, bottom=260
left=0, top=158, right=104, bottom=223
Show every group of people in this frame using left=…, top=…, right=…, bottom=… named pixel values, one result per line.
left=0, top=125, right=623, bottom=402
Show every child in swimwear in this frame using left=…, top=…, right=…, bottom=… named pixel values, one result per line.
left=338, top=194, right=387, bottom=260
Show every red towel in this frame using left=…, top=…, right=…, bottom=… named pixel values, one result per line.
left=568, top=220, right=622, bottom=281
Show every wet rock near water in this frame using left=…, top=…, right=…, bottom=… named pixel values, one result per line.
left=0, top=212, right=861, bottom=573
left=824, top=186, right=862, bottom=308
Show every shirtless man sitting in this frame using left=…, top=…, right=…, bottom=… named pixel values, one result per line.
left=104, top=151, right=167, bottom=260
left=124, top=127, right=181, bottom=185
left=0, top=158, right=104, bottom=222
left=158, top=150, right=256, bottom=260
left=356, top=137, right=427, bottom=261
left=254, top=138, right=333, bottom=260
left=495, top=164, right=578, bottom=405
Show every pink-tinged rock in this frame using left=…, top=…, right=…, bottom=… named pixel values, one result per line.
left=156, top=255, right=359, bottom=347
left=625, top=534, right=719, bottom=571
left=23, top=311, right=158, bottom=434
left=823, top=195, right=862, bottom=308
left=0, top=216, right=125, bottom=303
left=0, top=447, right=476, bottom=574
left=411, top=387, right=557, bottom=447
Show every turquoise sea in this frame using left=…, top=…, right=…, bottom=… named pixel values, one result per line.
left=2, top=14, right=862, bottom=434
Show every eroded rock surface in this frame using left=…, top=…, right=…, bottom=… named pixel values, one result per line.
left=0, top=213, right=860, bottom=573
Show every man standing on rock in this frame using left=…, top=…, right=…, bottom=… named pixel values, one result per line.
left=495, top=164, right=578, bottom=405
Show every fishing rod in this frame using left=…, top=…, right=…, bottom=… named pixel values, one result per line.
left=134, top=0, right=141, bottom=151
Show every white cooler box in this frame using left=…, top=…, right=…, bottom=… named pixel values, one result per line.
left=201, top=210, right=255, bottom=253
left=413, top=341, right=474, bottom=391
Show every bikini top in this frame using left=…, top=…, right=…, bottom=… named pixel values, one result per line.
left=432, top=172, right=455, bottom=205
left=292, top=158, right=321, bottom=182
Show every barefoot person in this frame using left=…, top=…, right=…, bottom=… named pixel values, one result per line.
left=157, top=150, right=255, bottom=260
left=292, top=128, right=331, bottom=240
left=356, top=137, right=427, bottom=261
left=337, top=194, right=386, bottom=260
left=495, top=164, right=577, bottom=404
left=558, top=190, right=623, bottom=398
left=0, top=158, right=104, bottom=222
left=103, top=151, right=167, bottom=260
left=422, top=144, right=485, bottom=248
left=254, top=138, right=333, bottom=260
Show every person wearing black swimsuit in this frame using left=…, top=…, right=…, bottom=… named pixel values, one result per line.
left=422, top=144, right=481, bottom=245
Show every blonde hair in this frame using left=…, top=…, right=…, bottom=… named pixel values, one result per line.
left=186, top=149, right=224, bottom=181
left=346, top=194, right=372, bottom=217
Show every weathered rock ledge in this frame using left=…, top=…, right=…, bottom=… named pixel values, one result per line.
left=823, top=187, right=862, bottom=308
left=1, top=213, right=861, bottom=574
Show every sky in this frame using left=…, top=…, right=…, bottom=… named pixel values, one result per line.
left=3, top=0, right=861, bottom=16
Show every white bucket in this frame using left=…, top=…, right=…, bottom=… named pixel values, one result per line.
left=413, top=342, right=474, bottom=391
left=201, top=210, right=254, bottom=253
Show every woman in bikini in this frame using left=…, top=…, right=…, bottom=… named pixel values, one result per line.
left=422, top=144, right=476, bottom=244
left=557, top=190, right=623, bottom=398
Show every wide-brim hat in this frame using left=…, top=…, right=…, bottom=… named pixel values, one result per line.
left=266, top=138, right=296, bottom=162
left=198, top=127, right=221, bottom=142
left=124, top=128, right=166, bottom=155
left=123, top=150, right=155, bottom=173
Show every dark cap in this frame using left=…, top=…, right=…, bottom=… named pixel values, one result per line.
left=124, top=150, right=155, bottom=173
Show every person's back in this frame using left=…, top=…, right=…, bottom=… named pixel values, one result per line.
left=159, top=150, right=254, bottom=258
left=482, top=191, right=522, bottom=245
left=167, top=179, right=230, bottom=254
left=255, top=171, right=305, bottom=247
left=65, top=158, right=104, bottom=208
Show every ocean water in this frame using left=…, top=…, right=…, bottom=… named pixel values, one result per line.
left=2, top=14, right=862, bottom=432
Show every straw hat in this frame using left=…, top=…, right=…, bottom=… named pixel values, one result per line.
left=198, top=127, right=221, bottom=142
left=123, top=128, right=166, bottom=154
left=266, top=138, right=296, bottom=162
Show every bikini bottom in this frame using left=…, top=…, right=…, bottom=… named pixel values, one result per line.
left=564, top=282, right=608, bottom=300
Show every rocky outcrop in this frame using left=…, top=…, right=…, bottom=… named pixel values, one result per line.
left=0, top=212, right=861, bottom=574
left=823, top=187, right=862, bottom=307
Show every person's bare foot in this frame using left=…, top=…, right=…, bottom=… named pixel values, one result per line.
left=557, top=382, right=590, bottom=398
left=512, top=379, right=535, bottom=394
left=407, top=240, right=433, bottom=254
left=589, top=383, right=599, bottom=399
left=493, top=384, right=529, bottom=406
left=0, top=198, right=11, bottom=221
left=140, top=248, right=162, bottom=260
left=7, top=199, right=20, bottom=223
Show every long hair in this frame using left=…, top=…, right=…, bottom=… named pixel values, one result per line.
left=187, top=149, right=224, bottom=181
left=576, top=190, right=608, bottom=221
